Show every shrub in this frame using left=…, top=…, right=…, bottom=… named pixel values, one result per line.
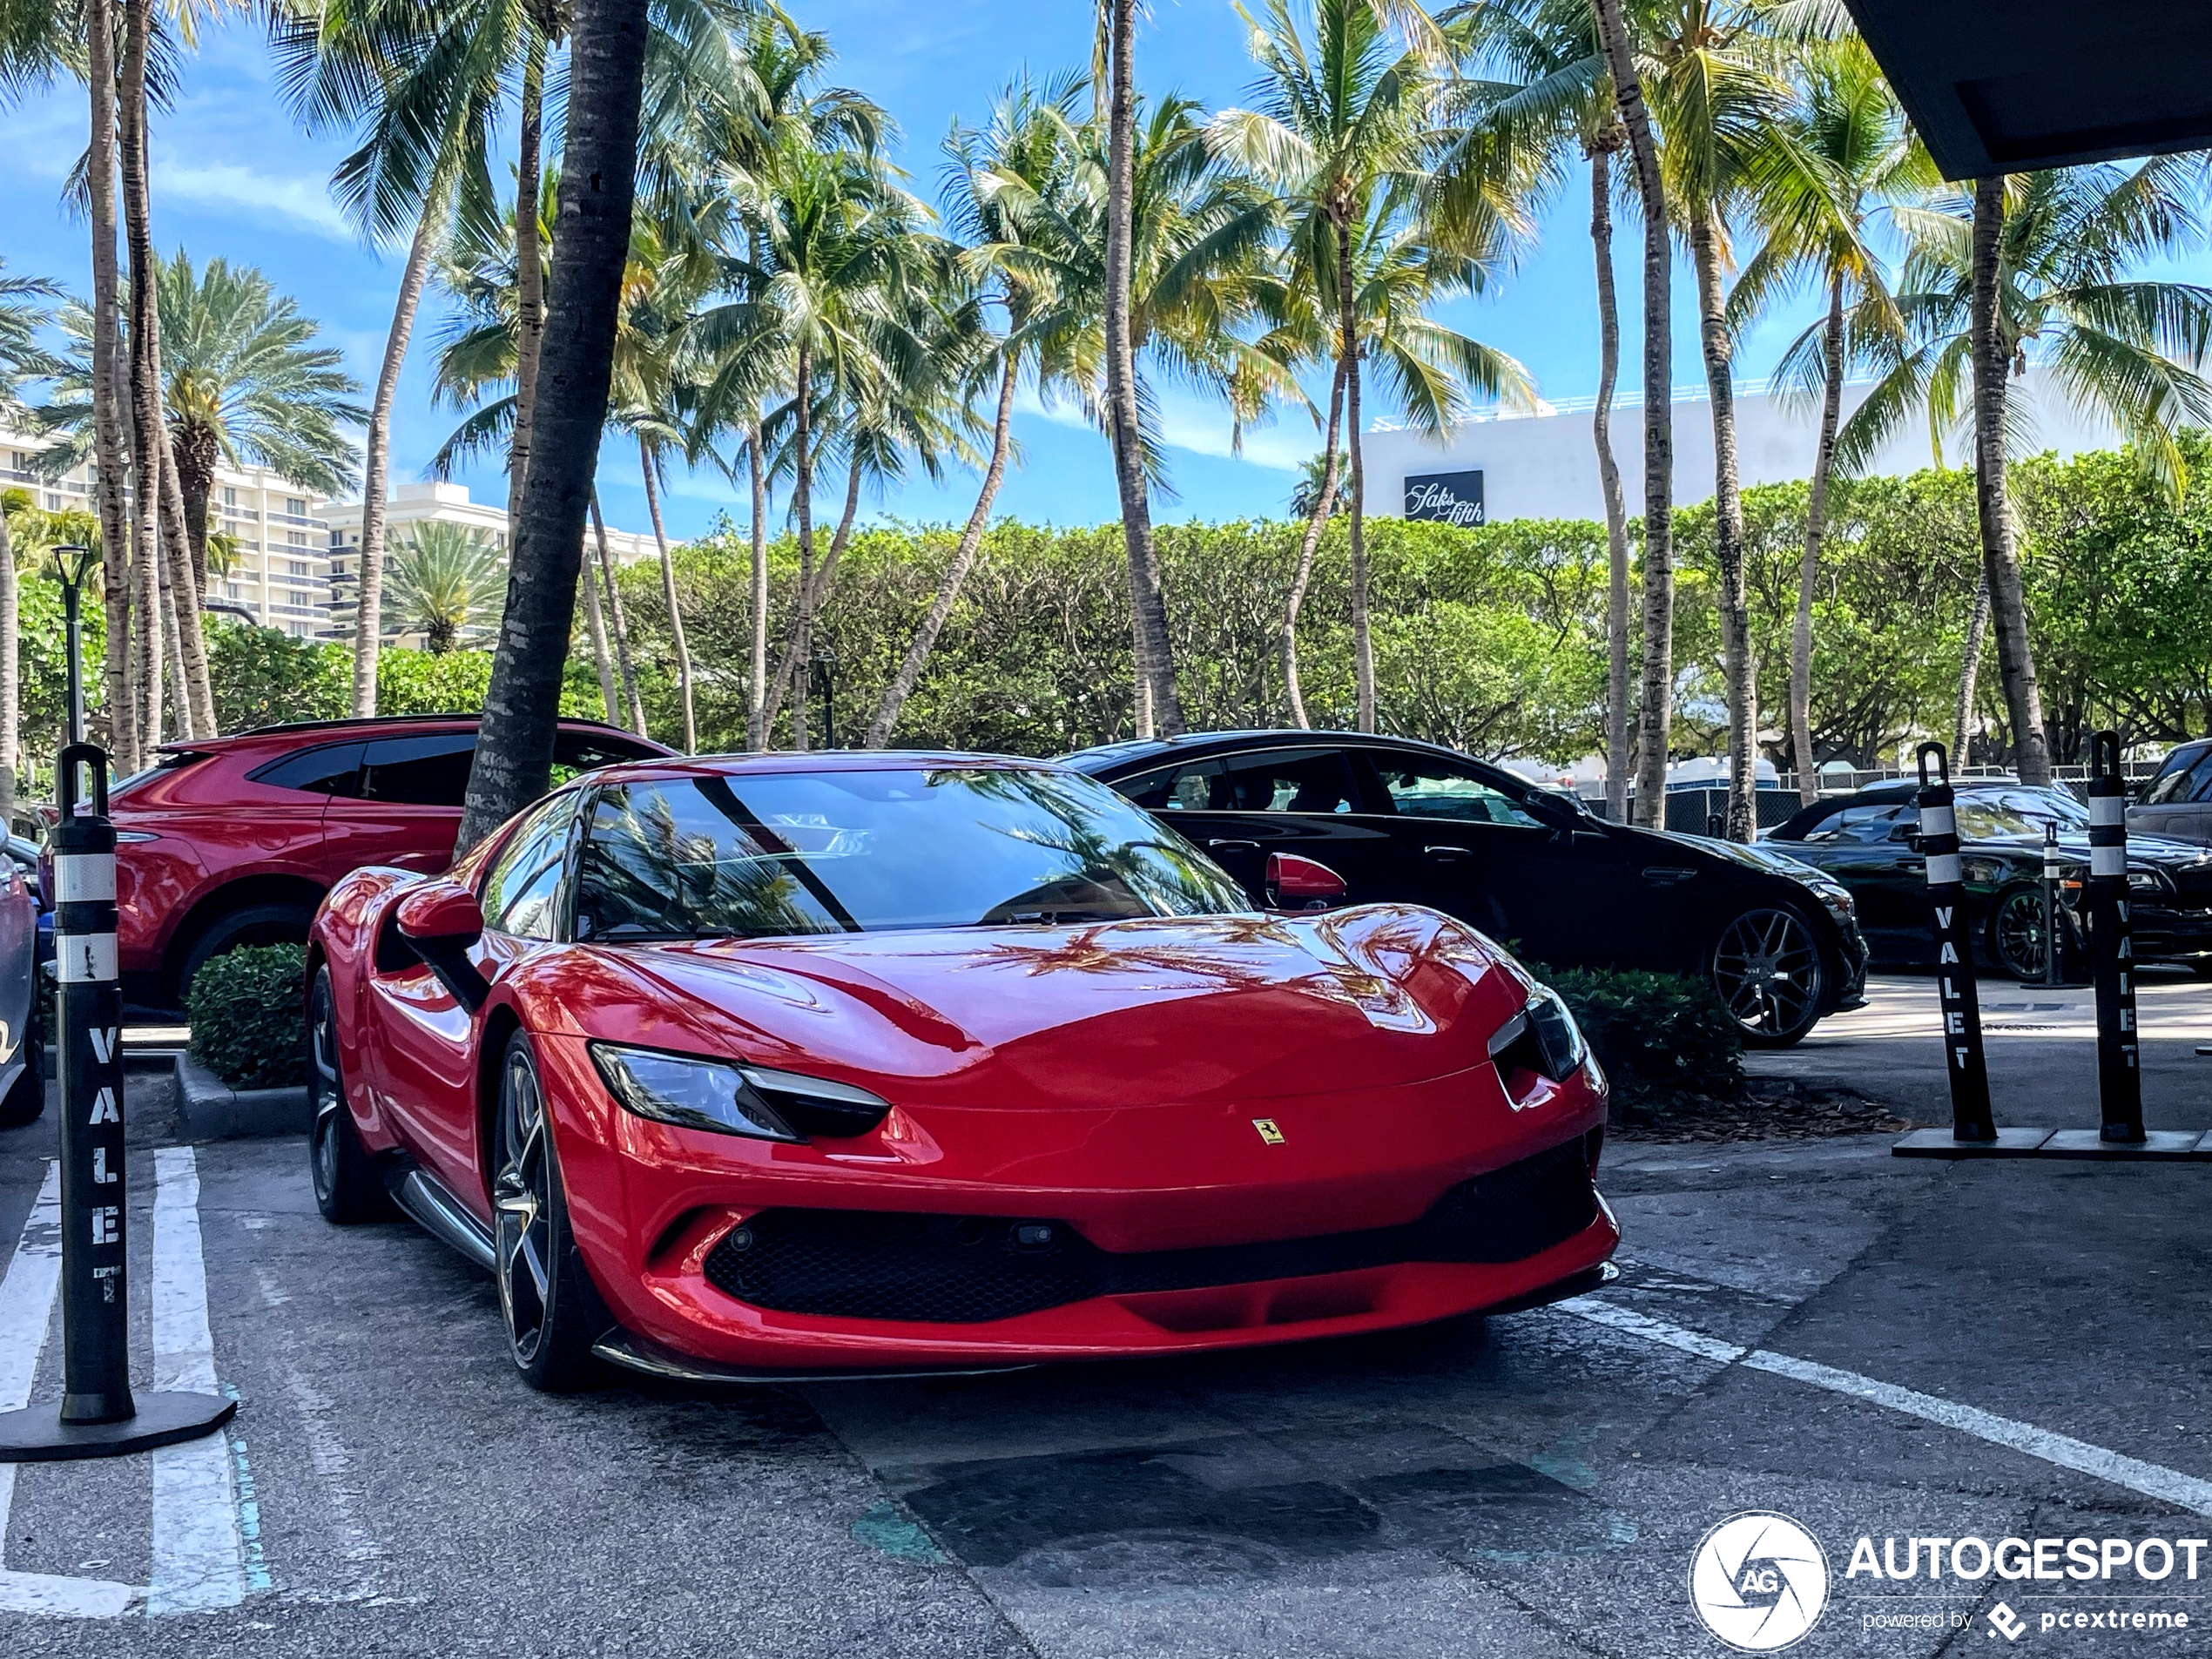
left=186, top=944, right=308, bottom=1089
left=1531, top=962, right=1744, bottom=1123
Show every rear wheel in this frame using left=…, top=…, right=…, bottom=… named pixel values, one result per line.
left=308, top=967, right=390, bottom=1224
left=1710, top=904, right=1827, bottom=1049
left=176, top=901, right=318, bottom=1004
left=493, top=1031, right=601, bottom=1392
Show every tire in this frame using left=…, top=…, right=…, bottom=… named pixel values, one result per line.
left=0, top=988, right=41, bottom=1130
left=492, top=1029, right=602, bottom=1393
left=307, top=967, right=391, bottom=1224
left=176, top=901, right=318, bottom=1004
left=1988, top=886, right=2053, bottom=983
left=1710, top=903, right=1828, bottom=1049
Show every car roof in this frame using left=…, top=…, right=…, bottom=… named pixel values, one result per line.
left=575, top=749, right=1069, bottom=786
left=153, top=712, right=670, bottom=758
left=1060, top=729, right=1479, bottom=774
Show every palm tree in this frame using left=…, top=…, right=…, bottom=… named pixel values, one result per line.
left=1214, top=0, right=1533, bottom=732
left=383, top=521, right=505, bottom=652
left=1840, top=159, right=2212, bottom=781
left=457, top=0, right=655, bottom=851
left=145, top=253, right=368, bottom=593
left=1731, top=37, right=1925, bottom=803
left=0, top=260, right=60, bottom=827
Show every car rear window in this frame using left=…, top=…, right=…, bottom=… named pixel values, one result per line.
left=249, top=741, right=365, bottom=796
left=111, top=751, right=212, bottom=799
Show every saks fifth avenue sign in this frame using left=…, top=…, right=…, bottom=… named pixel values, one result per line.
left=1403, top=469, right=1486, bottom=526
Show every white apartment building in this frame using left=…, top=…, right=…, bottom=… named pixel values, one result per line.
left=2, top=427, right=335, bottom=637
left=1364, top=364, right=2122, bottom=528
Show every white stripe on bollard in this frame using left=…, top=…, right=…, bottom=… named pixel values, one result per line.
left=2089, top=794, right=2125, bottom=826
left=52, top=855, right=116, bottom=903
left=1918, top=804, right=1956, bottom=837
left=1926, top=853, right=1962, bottom=886
left=56, top=932, right=118, bottom=984
left=2091, top=846, right=2128, bottom=877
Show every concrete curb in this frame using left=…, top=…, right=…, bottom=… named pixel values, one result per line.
left=172, top=1050, right=312, bottom=1141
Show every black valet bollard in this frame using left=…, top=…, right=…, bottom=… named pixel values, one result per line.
left=0, top=744, right=236, bottom=1461
left=1915, top=742, right=1997, bottom=1143
left=2085, top=732, right=2145, bottom=1143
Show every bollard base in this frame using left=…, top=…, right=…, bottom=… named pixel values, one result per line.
left=1892, top=1127, right=2055, bottom=1157
left=0, top=1391, right=235, bottom=1464
left=2039, top=1129, right=2205, bottom=1159
left=1892, top=1127, right=2212, bottom=1161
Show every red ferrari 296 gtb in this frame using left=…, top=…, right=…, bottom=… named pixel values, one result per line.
left=306, top=752, right=1618, bottom=1389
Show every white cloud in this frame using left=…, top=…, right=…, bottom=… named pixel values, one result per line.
left=1015, top=383, right=1316, bottom=473
left=154, top=158, right=354, bottom=241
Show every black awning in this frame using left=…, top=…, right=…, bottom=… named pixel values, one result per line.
left=1842, top=0, right=2212, bottom=179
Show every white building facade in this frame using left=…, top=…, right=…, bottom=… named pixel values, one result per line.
left=1362, top=365, right=2121, bottom=527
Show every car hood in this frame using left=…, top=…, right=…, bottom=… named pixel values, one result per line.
left=587, top=905, right=1527, bottom=1109
left=1654, top=828, right=1837, bottom=887
left=1977, top=828, right=2212, bottom=868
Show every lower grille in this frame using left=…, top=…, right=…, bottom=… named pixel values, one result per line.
left=702, top=1138, right=1600, bottom=1325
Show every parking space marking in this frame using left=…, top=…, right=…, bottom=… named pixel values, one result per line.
left=1556, top=1295, right=2212, bottom=1517
left=0, top=1163, right=138, bottom=1618
left=147, top=1146, right=245, bottom=1615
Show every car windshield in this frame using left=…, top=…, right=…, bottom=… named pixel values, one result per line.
left=575, top=766, right=1253, bottom=941
left=1954, top=788, right=2090, bottom=840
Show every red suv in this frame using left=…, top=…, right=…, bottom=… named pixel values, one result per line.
left=78, top=715, right=670, bottom=1008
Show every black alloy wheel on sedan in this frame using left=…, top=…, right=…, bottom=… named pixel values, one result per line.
left=1063, top=731, right=1870, bottom=1048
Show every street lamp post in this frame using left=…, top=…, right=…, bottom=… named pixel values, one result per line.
left=49, top=543, right=98, bottom=746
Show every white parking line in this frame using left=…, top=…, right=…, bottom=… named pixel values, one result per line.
left=1556, top=1295, right=2212, bottom=1517
left=147, top=1146, right=245, bottom=1615
left=0, top=1163, right=137, bottom=1618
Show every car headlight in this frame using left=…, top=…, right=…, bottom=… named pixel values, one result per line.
left=1960, top=856, right=2004, bottom=885
left=1488, top=985, right=1588, bottom=1087
left=2128, top=866, right=2172, bottom=895
left=590, top=1044, right=890, bottom=1141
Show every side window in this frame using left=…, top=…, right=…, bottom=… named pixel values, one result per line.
left=2141, top=749, right=2205, bottom=806
left=480, top=794, right=579, bottom=941
left=251, top=742, right=364, bottom=797
left=1213, top=748, right=1359, bottom=814
left=1372, top=755, right=1544, bottom=829
left=1804, top=802, right=1904, bottom=842
left=1110, top=759, right=1222, bottom=811
left=550, top=730, right=664, bottom=787
left=2188, top=753, right=2212, bottom=805
left=361, top=733, right=477, bottom=806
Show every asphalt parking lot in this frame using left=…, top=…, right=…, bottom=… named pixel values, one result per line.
left=3, top=975, right=2210, bottom=1659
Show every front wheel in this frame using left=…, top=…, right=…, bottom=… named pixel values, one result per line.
left=1710, top=904, right=1828, bottom=1049
left=493, top=1031, right=602, bottom=1393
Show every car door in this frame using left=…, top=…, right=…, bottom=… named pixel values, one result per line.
left=1818, top=807, right=1926, bottom=956
left=368, top=792, right=579, bottom=1211
left=1112, top=746, right=1399, bottom=903
left=319, top=732, right=478, bottom=881
left=1344, top=747, right=1658, bottom=967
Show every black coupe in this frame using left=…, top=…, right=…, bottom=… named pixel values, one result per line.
left=1765, top=779, right=2212, bottom=979
left=1062, top=731, right=1869, bottom=1047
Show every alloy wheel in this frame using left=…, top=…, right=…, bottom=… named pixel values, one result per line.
left=494, top=1048, right=555, bottom=1366
left=1711, top=907, right=1824, bottom=1045
left=309, top=977, right=343, bottom=1206
left=1993, top=889, right=2048, bottom=981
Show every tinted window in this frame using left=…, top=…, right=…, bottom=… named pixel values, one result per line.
left=551, top=731, right=662, bottom=787
left=361, top=734, right=475, bottom=806
left=1955, top=788, right=2088, bottom=840
left=1798, top=801, right=1909, bottom=842
left=1371, top=754, right=1544, bottom=829
left=249, top=742, right=362, bottom=797
left=1112, top=759, right=1223, bottom=811
left=575, top=767, right=1249, bottom=941
left=2141, top=747, right=2209, bottom=805
left=1211, top=749, right=1359, bottom=814
left=480, top=793, right=578, bottom=941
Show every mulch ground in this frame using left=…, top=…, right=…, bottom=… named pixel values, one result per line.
left=1610, top=1077, right=1919, bottom=1143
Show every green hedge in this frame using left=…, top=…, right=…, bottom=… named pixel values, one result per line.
left=1532, top=963, right=1744, bottom=1122
left=186, top=944, right=308, bottom=1090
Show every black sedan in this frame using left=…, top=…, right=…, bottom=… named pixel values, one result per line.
left=1062, top=731, right=1869, bottom=1047
left=1765, top=779, right=2212, bottom=979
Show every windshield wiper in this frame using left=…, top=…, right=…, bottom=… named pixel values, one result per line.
left=981, top=909, right=1135, bottom=926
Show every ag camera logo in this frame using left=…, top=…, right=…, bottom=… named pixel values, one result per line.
left=1690, top=1512, right=1831, bottom=1651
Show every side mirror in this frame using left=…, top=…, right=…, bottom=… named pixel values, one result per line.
left=1266, top=852, right=1348, bottom=911
left=395, top=880, right=483, bottom=948
left=394, top=880, right=489, bottom=1012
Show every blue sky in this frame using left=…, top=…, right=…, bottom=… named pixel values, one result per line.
left=2, top=0, right=1871, bottom=543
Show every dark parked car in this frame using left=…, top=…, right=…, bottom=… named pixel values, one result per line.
left=1063, top=731, right=1868, bottom=1047
left=1766, top=779, right=2212, bottom=979
left=2130, top=739, right=2212, bottom=848
left=0, top=843, right=38, bottom=1128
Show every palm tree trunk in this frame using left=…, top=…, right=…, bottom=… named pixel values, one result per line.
left=509, top=40, right=546, bottom=516
left=1690, top=212, right=1753, bottom=840
left=1970, top=175, right=2051, bottom=786
left=1283, top=357, right=1345, bottom=730
left=786, top=342, right=816, bottom=752
left=1594, top=0, right=1673, bottom=828
left=158, top=441, right=217, bottom=736
left=746, top=417, right=768, bottom=749
left=868, top=353, right=1020, bottom=747
left=85, top=0, right=135, bottom=772
left=118, top=0, right=165, bottom=752
left=174, top=423, right=218, bottom=597
left=1953, top=570, right=1990, bottom=761
left=457, top=0, right=650, bottom=852
left=1335, top=219, right=1376, bottom=733
left=354, top=204, right=442, bottom=718
left=638, top=437, right=694, bottom=751
left=577, top=523, right=621, bottom=724
left=1792, top=274, right=1846, bottom=806
left=1102, top=0, right=1183, bottom=737
left=590, top=489, right=646, bottom=735
left=765, top=462, right=860, bottom=739
left=1589, top=141, right=1632, bottom=822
